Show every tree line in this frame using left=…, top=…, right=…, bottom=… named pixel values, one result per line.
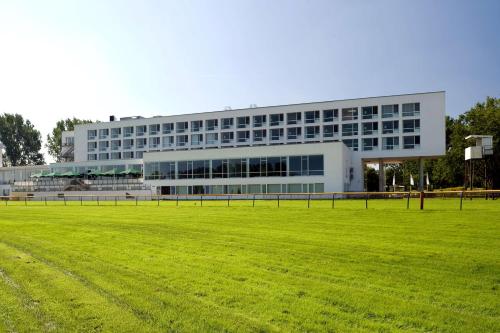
left=1, top=96, right=498, bottom=188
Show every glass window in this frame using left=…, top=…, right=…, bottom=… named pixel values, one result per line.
left=270, top=128, right=284, bottom=141
left=253, top=115, right=266, bottom=127
left=99, top=141, right=109, bottom=151
left=123, top=126, right=134, bottom=137
left=237, top=130, right=250, bottom=143
left=176, top=135, right=188, bottom=146
left=362, top=106, right=378, bottom=119
left=305, top=111, right=320, bottom=124
left=206, top=133, right=218, bottom=145
left=342, top=108, right=358, bottom=121
left=221, top=118, right=233, bottom=129
left=162, top=136, right=174, bottom=148
left=342, top=123, right=358, bottom=136
left=191, top=134, right=203, bottom=146
left=343, top=139, right=359, bottom=151
left=87, top=130, right=97, bottom=140
left=403, top=119, right=420, bottom=133
left=212, top=159, right=228, bottom=178
left=287, top=112, right=302, bottom=125
left=99, top=129, right=109, bottom=139
left=177, top=161, right=193, bottom=179
left=382, top=104, right=399, bottom=118
left=87, top=153, right=97, bottom=161
left=87, top=142, right=97, bottom=152
left=136, top=151, right=144, bottom=159
left=123, top=151, right=134, bottom=159
left=249, top=158, right=262, bottom=177
left=162, top=123, right=174, bottom=134
left=323, top=125, right=338, bottom=138
left=206, top=119, right=218, bottom=131
left=193, top=160, right=210, bottom=178
left=237, top=116, right=250, bottom=129
left=323, top=109, right=338, bottom=122
left=111, top=152, right=121, bottom=160
left=362, top=122, right=378, bottom=135
left=176, top=122, right=188, bottom=133
left=287, top=127, right=302, bottom=140
left=270, top=113, right=284, bottom=126
left=228, top=158, right=247, bottom=178
left=253, top=129, right=266, bottom=142
left=111, top=140, right=121, bottom=150
left=136, top=125, right=147, bottom=136
left=362, top=138, right=379, bottom=151
left=403, top=135, right=420, bottom=149
left=308, top=155, right=324, bottom=175
left=160, top=161, right=176, bottom=179
left=382, top=120, right=399, bottom=134
left=136, top=138, right=147, bottom=149
left=123, top=139, right=134, bottom=150
left=221, top=132, right=234, bottom=143
left=402, top=103, right=420, bottom=117
left=382, top=137, right=399, bottom=150
left=111, top=128, right=121, bottom=138
left=305, top=126, right=320, bottom=139
left=191, top=120, right=203, bottom=132
left=149, top=137, right=160, bottom=148
left=149, top=124, right=160, bottom=135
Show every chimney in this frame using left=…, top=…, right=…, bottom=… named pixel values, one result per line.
left=110, top=115, right=115, bottom=122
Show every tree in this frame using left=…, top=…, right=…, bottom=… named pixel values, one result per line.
left=46, top=118, right=93, bottom=162
left=0, top=113, right=45, bottom=166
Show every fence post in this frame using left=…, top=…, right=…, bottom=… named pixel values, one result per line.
left=157, top=195, right=160, bottom=207
left=332, top=194, right=335, bottom=208
left=406, top=192, right=410, bottom=209
left=460, top=191, right=463, bottom=210
left=200, top=195, right=203, bottom=207
left=45, top=197, right=47, bottom=206
left=227, top=195, right=230, bottom=207
left=136, top=196, right=138, bottom=206
left=115, top=196, right=117, bottom=206
left=277, top=194, right=280, bottom=208
left=308, top=194, right=311, bottom=208
left=24, top=197, right=27, bottom=206
left=176, top=195, right=179, bottom=207
left=80, top=196, right=82, bottom=206
left=97, top=196, right=99, bottom=206
left=64, top=196, right=66, bottom=206
left=253, top=194, right=255, bottom=207
left=365, top=193, right=368, bottom=209
left=419, top=191, right=424, bottom=210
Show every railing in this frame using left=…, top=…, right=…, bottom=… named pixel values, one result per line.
left=1, top=190, right=498, bottom=210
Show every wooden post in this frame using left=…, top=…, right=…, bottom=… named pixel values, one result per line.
left=24, top=197, right=27, bottom=206
left=200, top=195, right=203, bottom=207
left=308, top=194, right=311, bottom=208
left=176, top=195, right=179, bottom=207
left=227, top=195, right=230, bottom=207
left=419, top=191, right=424, bottom=210
left=406, top=192, right=410, bottom=209
left=460, top=191, right=463, bottom=210
left=157, top=195, right=160, bottom=207
left=277, top=194, right=280, bottom=208
left=253, top=194, right=255, bottom=207
left=332, top=194, right=335, bottom=208
left=365, top=193, right=368, bottom=209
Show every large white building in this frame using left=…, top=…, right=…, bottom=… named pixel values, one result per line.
left=1, top=91, right=445, bottom=196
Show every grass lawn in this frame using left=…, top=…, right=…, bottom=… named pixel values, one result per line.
left=0, top=198, right=498, bottom=332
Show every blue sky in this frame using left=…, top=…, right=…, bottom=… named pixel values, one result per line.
left=0, top=0, right=499, bottom=160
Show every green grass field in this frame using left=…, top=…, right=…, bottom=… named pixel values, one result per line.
left=0, top=198, right=498, bottom=332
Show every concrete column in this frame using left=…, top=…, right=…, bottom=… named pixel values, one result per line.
left=418, top=158, right=424, bottom=191
left=378, top=159, right=385, bottom=192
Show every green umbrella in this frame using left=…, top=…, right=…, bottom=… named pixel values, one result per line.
left=88, top=170, right=105, bottom=177
left=102, top=168, right=119, bottom=177
left=119, top=168, right=142, bottom=176
left=30, top=172, right=44, bottom=178
left=60, top=171, right=81, bottom=178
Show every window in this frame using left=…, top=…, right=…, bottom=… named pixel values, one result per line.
left=287, top=112, right=302, bottom=125
left=191, top=134, right=203, bottom=146
left=342, top=123, right=358, bottom=136
left=403, top=119, right=420, bottom=133
left=362, top=122, right=378, bottom=135
left=99, top=141, right=109, bottom=151
left=221, top=118, right=234, bottom=129
left=88, top=130, right=97, bottom=140
left=206, top=133, right=218, bottom=145
left=266, top=157, right=287, bottom=177
left=270, top=113, right=284, bottom=126
left=111, top=152, right=121, bottom=160
left=402, top=103, right=420, bottom=117
left=305, top=111, right=320, bottom=124
left=342, top=108, right=358, bottom=121
left=149, top=137, right=160, bottom=149
left=228, top=158, right=247, bottom=178
left=362, top=138, right=379, bottom=151
left=323, top=109, right=338, bottom=122
left=323, top=125, right=338, bottom=138
left=206, top=119, right=218, bottom=131
left=99, top=153, right=109, bottom=160
left=162, top=136, right=174, bottom=148
left=237, top=130, right=250, bottom=143
left=249, top=158, right=266, bottom=177
left=176, top=122, right=188, bottom=133
left=123, top=139, right=134, bottom=150
left=305, top=126, right=320, bottom=139
left=191, top=120, right=203, bottom=132
left=161, top=162, right=176, bottom=179
left=178, top=161, right=193, bottom=179
left=111, top=128, right=121, bottom=138
left=162, top=123, right=174, bottom=134
left=123, top=126, right=134, bottom=137
left=136, top=138, right=147, bottom=149
left=382, top=137, right=399, bottom=150
left=193, top=160, right=210, bottom=178
left=123, top=151, right=134, bottom=159
left=99, top=129, right=109, bottom=139
left=253, top=129, right=266, bottom=142
left=221, top=132, right=234, bottom=143
left=362, top=106, right=378, bottom=119
left=287, top=127, right=302, bottom=140
left=176, top=135, right=188, bottom=146
left=382, top=104, right=399, bottom=118
left=237, top=116, right=250, bottom=129
left=270, top=128, right=284, bottom=141
left=253, top=115, right=266, bottom=127
left=136, top=125, right=147, bottom=136
left=403, top=135, right=420, bottom=149
left=343, top=139, right=359, bottom=151
left=382, top=120, right=399, bottom=134
left=149, top=124, right=160, bottom=135
left=88, top=154, right=97, bottom=161
left=87, top=142, right=97, bottom=152
left=212, top=159, right=228, bottom=178
left=136, top=151, right=144, bottom=159
left=289, top=155, right=324, bottom=176
left=111, top=140, right=121, bottom=150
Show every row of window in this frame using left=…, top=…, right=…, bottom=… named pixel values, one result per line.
left=343, top=135, right=421, bottom=151
left=159, top=183, right=325, bottom=195
left=144, top=155, right=324, bottom=180
left=86, top=103, right=421, bottom=140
